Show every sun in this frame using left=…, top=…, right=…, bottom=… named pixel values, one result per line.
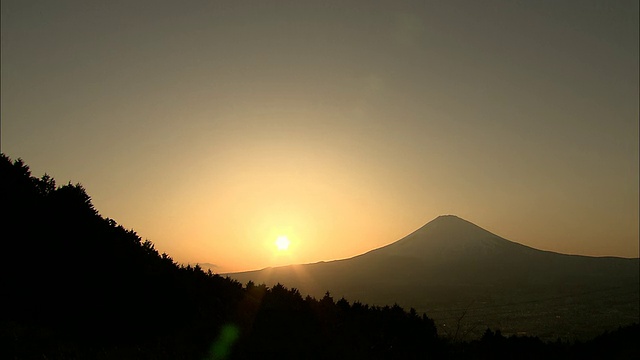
left=275, top=235, right=290, bottom=251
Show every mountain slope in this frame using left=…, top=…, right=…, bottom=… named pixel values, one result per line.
left=3, top=153, right=637, bottom=357
left=229, top=215, right=640, bottom=340
left=368, top=215, right=537, bottom=257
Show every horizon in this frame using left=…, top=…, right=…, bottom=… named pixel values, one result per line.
left=2, top=0, right=638, bottom=273
left=223, top=213, right=640, bottom=274
left=4, top=151, right=638, bottom=357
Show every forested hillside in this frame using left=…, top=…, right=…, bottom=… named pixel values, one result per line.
left=1, top=154, right=637, bottom=359
left=0, top=154, right=437, bottom=359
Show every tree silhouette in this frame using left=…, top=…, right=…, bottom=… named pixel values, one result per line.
left=1, top=153, right=637, bottom=359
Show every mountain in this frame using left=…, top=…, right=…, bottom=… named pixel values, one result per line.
left=229, top=215, right=640, bottom=340
left=3, top=154, right=638, bottom=358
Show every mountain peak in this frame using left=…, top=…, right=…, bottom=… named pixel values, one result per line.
left=415, top=214, right=488, bottom=235
left=430, top=214, right=471, bottom=224
left=375, top=215, right=514, bottom=258
left=435, top=214, right=463, bottom=219
left=432, top=214, right=477, bottom=223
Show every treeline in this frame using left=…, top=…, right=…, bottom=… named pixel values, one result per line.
left=1, top=154, right=637, bottom=359
left=0, top=154, right=437, bottom=359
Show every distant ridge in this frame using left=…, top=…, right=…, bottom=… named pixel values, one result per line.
left=229, top=215, right=640, bottom=340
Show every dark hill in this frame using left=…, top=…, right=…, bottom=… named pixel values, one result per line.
left=230, top=215, right=640, bottom=340
left=0, top=154, right=439, bottom=359
left=3, top=153, right=637, bottom=358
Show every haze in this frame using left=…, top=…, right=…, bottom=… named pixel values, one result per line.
left=2, top=0, right=638, bottom=272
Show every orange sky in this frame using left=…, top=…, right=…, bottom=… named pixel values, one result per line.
left=2, top=1, right=638, bottom=272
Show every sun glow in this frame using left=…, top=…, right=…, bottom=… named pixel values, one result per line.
left=275, top=235, right=290, bottom=251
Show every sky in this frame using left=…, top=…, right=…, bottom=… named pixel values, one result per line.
left=2, top=0, right=638, bottom=272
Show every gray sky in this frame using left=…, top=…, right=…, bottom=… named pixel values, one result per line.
left=2, top=0, right=638, bottom=271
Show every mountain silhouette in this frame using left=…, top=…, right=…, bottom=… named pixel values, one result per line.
left=230, top=215, right=639, bottom=340
left=370, top=215, right=534, bottom=257
left=3, top=154, right=638, bottom=358
left=0, top=153, right=443, bottom=359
